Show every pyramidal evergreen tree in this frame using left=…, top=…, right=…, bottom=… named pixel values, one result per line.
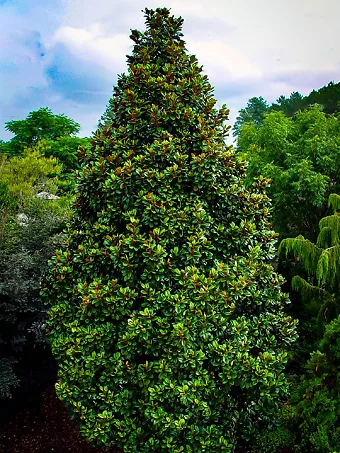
left=42, top=8, right=297, bottom=452
left=279, top=193, right=340, bottom=336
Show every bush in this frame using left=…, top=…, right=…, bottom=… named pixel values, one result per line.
left=43, top=8, right=297, bottom=452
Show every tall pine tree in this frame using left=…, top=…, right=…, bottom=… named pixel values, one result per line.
left=43, top=8, right=297, bottom=452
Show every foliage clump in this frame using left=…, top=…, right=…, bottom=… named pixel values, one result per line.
left=0, top=108, right=80, bottom=156
left=233, top=81, right=340, bottom=140
left=292, top=315, right=340, bottom=452
left=0, top=147, right=62, bottom=206
left=277, top=193, right=340, bottom=452
left=251, top=404, right=297, bottom=453
left=43, top=8, right=297, bottom=452
left=279, top=193, right=340, bottom=336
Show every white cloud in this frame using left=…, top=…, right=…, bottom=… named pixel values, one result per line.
left=53, top=24, right=131, bottom=74
left=57, top=0, right=340, bottom=98
left=186, top=39, right=263, bottom=83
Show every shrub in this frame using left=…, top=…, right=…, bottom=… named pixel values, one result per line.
left=0, top=147, right=62, bottom=207
left=43, top=8, right=297, bottom=452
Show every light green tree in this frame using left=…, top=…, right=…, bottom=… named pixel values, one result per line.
left=1, top=108, right=80, bottom=156
left=238, top=106, right=340, bottom=239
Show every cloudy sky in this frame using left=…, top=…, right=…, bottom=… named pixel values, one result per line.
left=0, top=0, right=339, bottom=144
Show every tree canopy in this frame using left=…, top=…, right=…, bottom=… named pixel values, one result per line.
left=232, top=96, right=270, bottom=138
left=238, top=105, right=340, bottom=238
left=233, top=81, right=340, bottom=140
left=0, top=108, right=81, bottom=158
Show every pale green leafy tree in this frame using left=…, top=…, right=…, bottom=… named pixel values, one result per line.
left=238, top=106, right=340, bottom=239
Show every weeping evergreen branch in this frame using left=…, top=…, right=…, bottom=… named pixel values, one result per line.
left=316, top=297, right=340, bottom=338
left=318, top=215, right=340, bottom=247
left=278, top=235, right=321, bottom=279
left=328, top=193, right=340, bottom=213
left=291, top=275, right=331, bottom=319
left=316, top=246, right=340, bottom=289
left=280, top=193, right=340, bottom=334
left=291, top=275, right=331, bottom=305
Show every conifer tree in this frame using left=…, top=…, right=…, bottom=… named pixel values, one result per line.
left=279, top=193, right=340, bottom=335
left=42, top=8, right=297, bottom=452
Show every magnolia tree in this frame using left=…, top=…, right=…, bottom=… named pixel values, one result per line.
left=43, top=8, right=297, bottom=452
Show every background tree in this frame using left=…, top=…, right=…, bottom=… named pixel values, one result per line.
left=233, top=81, right=340, bottom=141
left=232, top=96, right=270, bottom=138
left=38, top=135, right=90, bottom=175
left=291, top=314, right=340, bottom=452
left=270, top=91, right=307, bottom=117
left=0, top=109, right=89, bottom=181
left=238, top=105, right=340, bottom=239
left=1, top=108, right=80, bottom=156
left=43, top=8, right=297, bottom=453
left=279, top=193, right=340, bottom=339
left=305, top=81, right=340, bottom=116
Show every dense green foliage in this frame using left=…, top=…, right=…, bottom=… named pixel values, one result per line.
left=0, top=146, right=62, bottom=207
left=42, top=8, right=297, bottom=453
left=251, top=404, right=297, bottom=453
left=35, top=136, right=90, bottom=178
left=270, top=91, right=307, bottom=117
left=1, top=108, right=80, bottom=155
left=0, top=7, right=338, bottom=452
left=234, top=84, right=340, bottom=451
left=292, top=315, right=340, bottom=452
left=270, top=194, right=340, bottom=452
left=279, top=193, right=340, bottom=336
left=237, top=106, right=340, bottom=238
left=0, top=201, right=67, bottom=403
left=0, top=108, right=89, bottom=179
left=232, top=97, right=270, bottom=139
left=271, top=81, right=340, bottom=117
